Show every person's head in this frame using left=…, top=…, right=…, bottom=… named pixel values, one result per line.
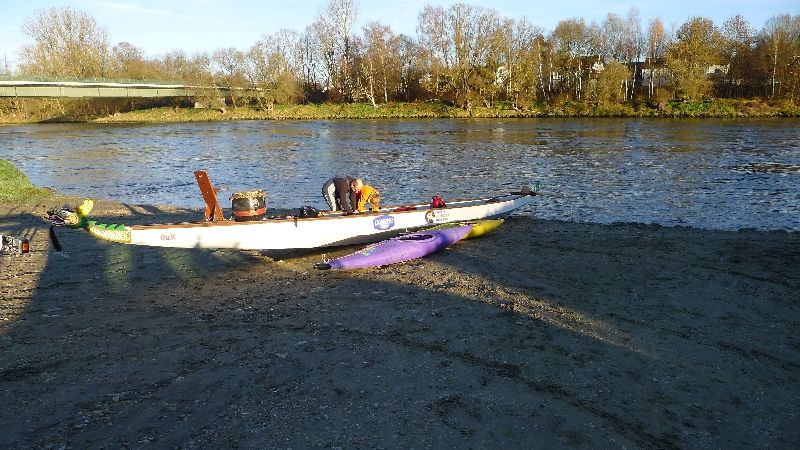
left=350, top=178, right=364, bottom=192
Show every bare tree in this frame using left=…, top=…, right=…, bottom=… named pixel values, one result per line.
left=590, top=60, right=628, bottom=105
left=416, top=5, right=451, bottom=101
left=20, top=7, right=109, bottom=78
left=313, top=0, right=359, bottom=102
left=760, top=14, right=800, bottom=99
left=296, top=26, right=326, bottom=101
left=496, top=18, right=546, bottom=109
left=396, top=34, right=424, bottom=101
left=549, top=18, right=591, bottom=100
left=245, top=30, right=303, bottom=107
left=211, top=47, right=248, bottom=106
left=359, top=22, right=401, bottom=105
left=595, top=10, right=643, bottom=100
left=212, top=48, right=247, bottom=85
left=109, top=42, right=151, bottom=80
left=624, top=8, right=644, bottom=99
left=782, top=15, right=800, bottom=101
left=417, top=3, right=502, bottom=109
left=157, top=50, right=213, bottom=84
left=2, top=54, right=12, bottom=75
left=666, top=17, right=723, bottom=101
left=600, top=13, right=626, bottom=62
left=311, top=16, right=337, bottom=96
left=721, top=15, right=755, bottom=97
left=645, top=18, right=669, bottom=99
left=151, top=50, right=217, bottom=107
left=473, top=9, right=506, bottom=108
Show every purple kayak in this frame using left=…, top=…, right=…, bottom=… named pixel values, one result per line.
left=314, top=224, right=473, bottom=270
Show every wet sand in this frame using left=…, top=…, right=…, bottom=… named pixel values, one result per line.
left=1, top=197, right=799, bottom=448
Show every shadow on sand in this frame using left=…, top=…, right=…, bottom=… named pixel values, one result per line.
left=1, top=204, right=799, bottom=448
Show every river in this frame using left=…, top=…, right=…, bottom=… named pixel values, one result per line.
left=2, top=118, right=798, bottom=231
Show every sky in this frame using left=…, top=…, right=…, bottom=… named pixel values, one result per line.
left=1, top=0, right=797, bottom=71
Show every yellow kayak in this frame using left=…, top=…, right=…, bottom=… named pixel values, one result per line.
left=427, top=219, right=504, bottom=239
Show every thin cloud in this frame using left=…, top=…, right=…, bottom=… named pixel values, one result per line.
left=362, top=0, right=428, bottom=35
left=91, top=1, right=197, bottom=21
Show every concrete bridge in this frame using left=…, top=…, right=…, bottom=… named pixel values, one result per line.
left=0, top=79, right=263, bottom=98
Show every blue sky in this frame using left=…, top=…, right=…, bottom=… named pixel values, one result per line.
left=1, top=0, right=797, bottom=70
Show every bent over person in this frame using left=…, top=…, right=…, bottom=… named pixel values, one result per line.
left=322, top=175, right=357, bottom=213
left=350, top=178, right=381, bottom=213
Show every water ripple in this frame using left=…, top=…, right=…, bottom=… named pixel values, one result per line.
left=3, top=118, right=798, bottom=231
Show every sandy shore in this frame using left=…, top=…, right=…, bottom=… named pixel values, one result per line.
left=1, top=197, right=798, bottom=449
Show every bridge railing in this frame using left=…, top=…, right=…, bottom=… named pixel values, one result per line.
left=0, top=77, right=265, bottom=98
left=0, top=75, right=185, bottom=84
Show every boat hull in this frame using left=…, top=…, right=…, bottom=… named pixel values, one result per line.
left=126, top=192, right=533, bottom=250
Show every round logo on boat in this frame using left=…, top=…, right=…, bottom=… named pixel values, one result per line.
left=426, top=210, right=450, bottom=223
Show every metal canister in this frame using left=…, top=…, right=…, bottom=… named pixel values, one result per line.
left=230, top=190, right=267, bottom=221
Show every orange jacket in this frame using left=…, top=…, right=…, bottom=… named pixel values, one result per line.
left=355, top=184, right=380, bottom=212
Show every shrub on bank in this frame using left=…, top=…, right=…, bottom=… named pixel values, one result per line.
left=0, top=159, right=53, bottom=204
left=0, top=97, right=179, bottom=123
left=1, top=98, right=798, bottom=123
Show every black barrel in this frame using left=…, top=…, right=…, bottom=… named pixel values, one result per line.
left=230, top=190, right=267, bottom=221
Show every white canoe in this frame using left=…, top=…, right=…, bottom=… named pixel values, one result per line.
left=124, top=191, right=534, bottom=250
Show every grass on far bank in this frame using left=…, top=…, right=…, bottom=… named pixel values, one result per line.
left=0, top=159, right=53, bottom=204
left=91, top=101, right=495, bottom=123
left=91, top=99, right=800, bottom=123
left=1, top=98, right=799, bottom=124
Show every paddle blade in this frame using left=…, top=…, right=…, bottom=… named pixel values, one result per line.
left=49, top=226, right=62, bottom=252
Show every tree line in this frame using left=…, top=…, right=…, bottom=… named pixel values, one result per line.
left=6, top=2, right=800, bottom=111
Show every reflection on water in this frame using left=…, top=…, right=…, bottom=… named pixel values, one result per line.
left=2, top=118, right=798, bottom=231
left=730, top=162, right=800, bottom=174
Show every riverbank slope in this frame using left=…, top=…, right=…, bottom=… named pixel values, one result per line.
left=1, top=195, right=798, bottom=448
left=1, top=98, right=799, bottom=124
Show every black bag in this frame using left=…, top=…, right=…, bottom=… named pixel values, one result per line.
left=298, top=206, right=320, bottom=218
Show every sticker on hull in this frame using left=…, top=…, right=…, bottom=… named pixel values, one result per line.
left=425, top=210, right=451, bottom=223
left=373, top=215, right=395, bottom=230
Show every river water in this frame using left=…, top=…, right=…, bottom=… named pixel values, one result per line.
left=2, top=118, right=798, bottom=231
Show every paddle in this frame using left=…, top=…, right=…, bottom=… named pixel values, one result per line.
left=49, top=226, right=62, bottom=252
